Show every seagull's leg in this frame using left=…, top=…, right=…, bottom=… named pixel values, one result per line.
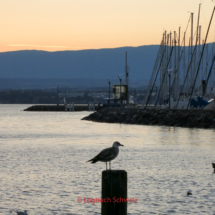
left=110, top=161, right=111, bottom=170
left=106, top=162, right=107, bottom=170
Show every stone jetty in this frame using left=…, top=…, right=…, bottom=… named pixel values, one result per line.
left=24, top=104, right=99, bottom=112
left=24, top=105, right=65, bottom=111
left=82, top=107, right=215, bottom=129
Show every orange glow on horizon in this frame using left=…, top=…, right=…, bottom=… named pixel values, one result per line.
left=1, top=0, right=215, bottom=52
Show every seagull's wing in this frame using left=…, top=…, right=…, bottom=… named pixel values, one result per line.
left=96, top=147, right=116, bottom=160
left=87, top=147, right=116, bottom=163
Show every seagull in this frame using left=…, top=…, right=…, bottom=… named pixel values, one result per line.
left=87, top=141, right=124, bottom=170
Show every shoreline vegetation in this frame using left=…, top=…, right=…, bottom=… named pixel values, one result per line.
left=0, top=90, right=95, bottom=104
left=82, top=107, right=215, bottom=129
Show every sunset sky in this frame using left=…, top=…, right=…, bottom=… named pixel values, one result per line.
left=1, top=0, right=215, bottom=52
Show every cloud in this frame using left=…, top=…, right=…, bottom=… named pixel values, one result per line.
left=8, top=44, right=69, bottom=48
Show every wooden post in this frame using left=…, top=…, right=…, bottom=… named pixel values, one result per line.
left=102, top=170, right=127, bottom=215
left=212, top=163, right=215, bottom=173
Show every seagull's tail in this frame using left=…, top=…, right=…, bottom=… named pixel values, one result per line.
left=87, top=158, right=99, bottom=163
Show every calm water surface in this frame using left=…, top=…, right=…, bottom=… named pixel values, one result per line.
left=0, top=104, right=215, bottom=215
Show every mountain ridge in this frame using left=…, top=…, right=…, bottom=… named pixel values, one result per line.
left=0, top=45, right=159, bottom=82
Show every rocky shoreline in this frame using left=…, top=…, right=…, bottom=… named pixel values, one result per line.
left=82, top=107, right=215, bottom=129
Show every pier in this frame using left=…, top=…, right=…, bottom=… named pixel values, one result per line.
left=82, top=107, right=215, bottom=129
left=24, top=104, right=101, bottom=112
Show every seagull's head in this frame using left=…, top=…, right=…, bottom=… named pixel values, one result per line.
left=113, top=141, right=124, bottom=148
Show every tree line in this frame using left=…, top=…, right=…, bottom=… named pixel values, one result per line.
left=0, top=90, right=94, bottom=104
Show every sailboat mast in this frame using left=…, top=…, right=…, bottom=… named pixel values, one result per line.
left=173, top=31, right=177, bottom=99
left=177, top=27, right=181, bottom=100
left=198, top=26, right=201, bottom=96
left=170, top=32, right=172, bottom=69
left=183, top=32, right=186, bottom=87
left=195, top=4, right=201, bottom=96
left=191, top=12, right=194, bottom=86
left=125, top=52, right=129, bottom=104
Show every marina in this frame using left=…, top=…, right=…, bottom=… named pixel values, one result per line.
left=144, top=5, right=215, bottom=110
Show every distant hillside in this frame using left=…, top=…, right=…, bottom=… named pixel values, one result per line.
left=0, top=45, right=159, bottom=88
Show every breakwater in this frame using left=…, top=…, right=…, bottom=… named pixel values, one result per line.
left=24, top=104, right=100, bottom=112
left=82, top=107, right=215, bottom=129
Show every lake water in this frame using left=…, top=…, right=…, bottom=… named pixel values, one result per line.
left=0, top=105, right=215, bottom=215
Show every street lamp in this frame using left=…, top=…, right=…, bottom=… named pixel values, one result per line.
left=107, top=79, right=111, bottom=103
left=168, top=73, right=171, bottom=109
left=56, top=86, right=59, bottom=106
left=167, top=69, right=173, bottom=109
left=118, top=76, right=122, bottom=104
